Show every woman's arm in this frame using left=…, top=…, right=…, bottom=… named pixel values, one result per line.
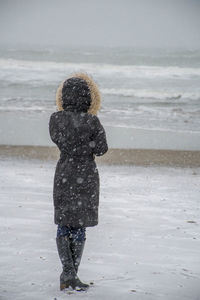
left=91, top=116, right=108, bottom=156
left=49, top=112, right=59, bottom=145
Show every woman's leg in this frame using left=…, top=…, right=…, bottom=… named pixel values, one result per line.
left=56, top=225, right=89, bottom=291
left=69, top=228, right=86, bottom=273
left=57, top=224, right=71, bottom=238
left=56, top=226, right=77, bottom=287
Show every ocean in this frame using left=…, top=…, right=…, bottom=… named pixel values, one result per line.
left=0, top=46, right=200, bottom=133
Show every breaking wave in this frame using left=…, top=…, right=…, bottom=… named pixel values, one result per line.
left=101, top=88, right=200, bottom=101
left=1, top=58, right=200, bottom=85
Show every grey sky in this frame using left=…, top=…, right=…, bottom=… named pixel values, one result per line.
left=0, top=0, right=200, bottom=49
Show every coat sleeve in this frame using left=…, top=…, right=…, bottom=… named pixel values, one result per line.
left=49, top=113, right=59, bottom=145
left=92, top=116, right=108, bottom=156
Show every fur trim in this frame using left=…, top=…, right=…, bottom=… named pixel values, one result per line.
left=55, top=80, right=65, bottom=111
left=55, top=72, right=101, bottom=115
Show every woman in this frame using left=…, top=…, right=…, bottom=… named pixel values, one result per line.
left=49, top=73, right=108, bottom=291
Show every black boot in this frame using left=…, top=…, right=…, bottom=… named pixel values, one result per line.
left=70, top=239, right=86, bottom=273
left=56, top=236, right=89, bottom=291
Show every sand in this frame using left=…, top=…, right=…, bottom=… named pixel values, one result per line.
left=0, top=145, right=200, bottom=167
left=0, top=157, right=199, bottom=300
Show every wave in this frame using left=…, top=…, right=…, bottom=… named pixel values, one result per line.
left=1, top=58, right=200, bottom=84
left=1, top=89, right=200, bottom=106
left=101, top=88, right=200, bottom=101
left=0, top=105, right=54, bottom=112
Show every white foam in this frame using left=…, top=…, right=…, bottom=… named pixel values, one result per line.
left=0, top=106, right=52, bottom=112
left=101, top=88, right=200, bottom=101
left=1, top=58, right=200, bottom=84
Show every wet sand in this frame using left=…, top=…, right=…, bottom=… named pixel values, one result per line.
left=0, top=145, right=200, bottom=167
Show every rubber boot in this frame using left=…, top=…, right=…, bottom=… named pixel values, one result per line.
left=56, top=236, right=89, bottom=291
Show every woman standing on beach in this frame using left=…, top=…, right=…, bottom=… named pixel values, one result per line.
left=49, top=73, right=108, bottom=291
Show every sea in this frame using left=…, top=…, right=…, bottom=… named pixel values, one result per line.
left=0, top=46, right=200, bottom=133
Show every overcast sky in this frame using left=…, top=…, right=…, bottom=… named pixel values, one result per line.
left=0, top=0, right=200, bottom=49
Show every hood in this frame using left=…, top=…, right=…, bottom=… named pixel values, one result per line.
left=56, top=72, right=101, bottom=115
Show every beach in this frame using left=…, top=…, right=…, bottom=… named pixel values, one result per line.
left=0, top=157, right=199, bottom=300
left=1, top=109, right=200, bottom=167
left=1, top=0, right=200, bottom=298
left=0, top=46, right=200, bottom=300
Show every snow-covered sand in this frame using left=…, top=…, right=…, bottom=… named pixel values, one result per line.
left=0, top=157, right=200, bottom=300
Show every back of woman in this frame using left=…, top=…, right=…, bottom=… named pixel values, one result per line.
left=49, top=73, right=108, bottom=291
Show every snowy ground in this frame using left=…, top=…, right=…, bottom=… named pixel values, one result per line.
left=0, top=157, right=200, bottom=300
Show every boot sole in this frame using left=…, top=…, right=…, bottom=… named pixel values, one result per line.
left=60, top=283, right=69, bottom=291
left=60, top=283, right=89, bottom=291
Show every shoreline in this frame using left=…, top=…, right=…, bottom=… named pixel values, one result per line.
left=1, top=145, right=200, bottom=167
left=1, top=112, right=200, bottom=151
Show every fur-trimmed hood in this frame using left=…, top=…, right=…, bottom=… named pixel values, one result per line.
left=56, top=72, right=101, bottom=115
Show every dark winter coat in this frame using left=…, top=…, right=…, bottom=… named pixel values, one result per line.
left=49, top=73, right=108, bottom=228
